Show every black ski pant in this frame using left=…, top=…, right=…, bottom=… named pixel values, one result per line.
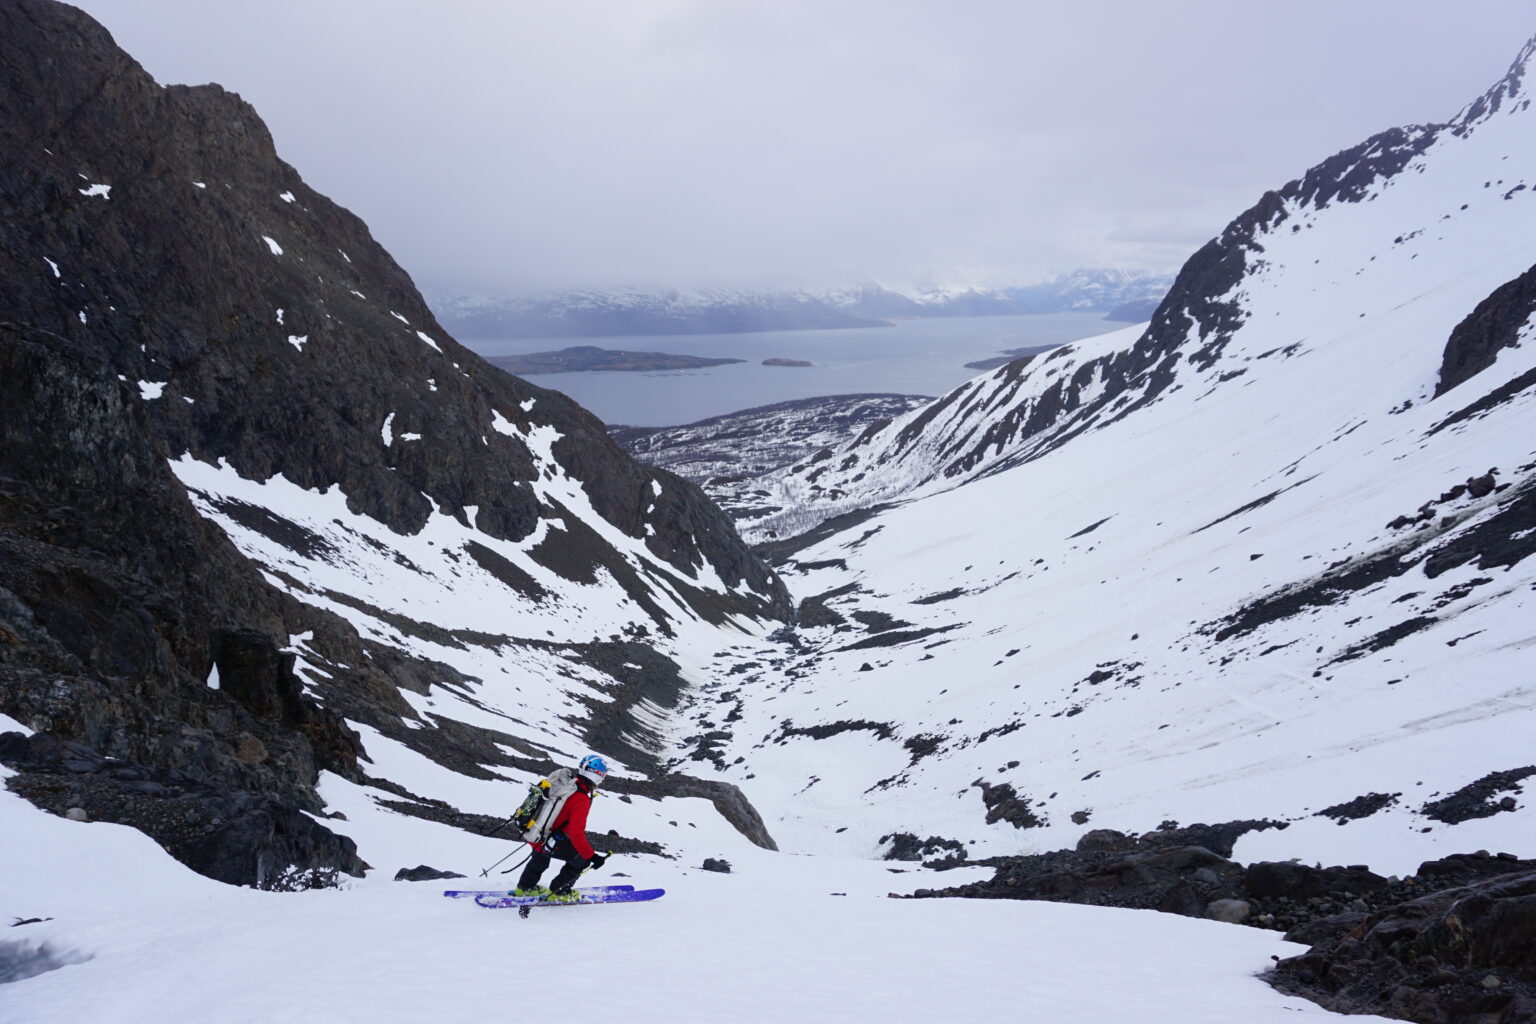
left=515, top=833, right=587, bottom=893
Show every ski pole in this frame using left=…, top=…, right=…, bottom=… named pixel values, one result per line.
left=497, top=849, right=534, bottom=875
left=482, top=815, right=518, bottom=840
left=480, top=847, right=530, bottom=879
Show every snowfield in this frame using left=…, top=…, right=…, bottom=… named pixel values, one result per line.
left=0, top=781, right=1383, bottom=1024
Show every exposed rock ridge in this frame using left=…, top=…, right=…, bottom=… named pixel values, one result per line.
left=1453, top=34, right=1536, bottom=130
left=0, top=0, right=787, bottom=627
left=1434, top=262, right=1536, bottom=397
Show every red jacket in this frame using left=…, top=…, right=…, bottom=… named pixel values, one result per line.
left=537, top=780, right=595, bottom=859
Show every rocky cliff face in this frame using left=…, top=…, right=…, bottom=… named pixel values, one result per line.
left=0, top=0, right=787, bottom=884
left=0, top=0, right=784, bottom=623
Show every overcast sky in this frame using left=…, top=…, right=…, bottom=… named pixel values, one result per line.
left=72, top=1, right=1536, bottom=294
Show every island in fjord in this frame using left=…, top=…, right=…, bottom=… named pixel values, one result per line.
left=490, top=345, right=746, bottom=374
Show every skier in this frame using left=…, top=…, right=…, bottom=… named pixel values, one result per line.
left=514, top=754, right=610, bottom=901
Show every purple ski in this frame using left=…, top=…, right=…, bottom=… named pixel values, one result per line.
left=443, top=884, right=634, bottom=900
left=474, top=887, right=665, bottom=913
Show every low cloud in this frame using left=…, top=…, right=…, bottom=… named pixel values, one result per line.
left=73, top=0, right=1536, bottom=293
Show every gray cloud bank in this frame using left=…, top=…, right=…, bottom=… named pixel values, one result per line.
left=69, top=1, right=1535, bottom=293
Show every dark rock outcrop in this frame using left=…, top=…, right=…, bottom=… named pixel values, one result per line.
left=973, top=780, right=1046, bottom=830
left=1270, top=868, right=1536, bottom=1024
left=906, top=821, right=1280, bottom=914
left=393, top=865, right=465, bottom=882
left=0, top=323, right=357, bottom=812
left=0, top=731, right=364, bottom=888
left=905, top=819, right=1536, bottom=1019
left=1244, top=860, right=1389, bottom=901
left=1434, top=263, right=1536, bottom=396
left=879, top=832, right=967, bottom=864
left=1316, top=791, right=1399, bottom=824
left=1420, top=766, right=1534, bottom=824
left=625, top=773, right=778, bottom=852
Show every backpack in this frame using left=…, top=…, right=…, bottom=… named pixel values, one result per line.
left=513, top=767, right=578, bottom=844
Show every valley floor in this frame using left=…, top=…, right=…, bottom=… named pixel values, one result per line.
left=0, top=781, right=1386, bottom=1024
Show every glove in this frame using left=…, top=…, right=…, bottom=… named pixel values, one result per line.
left=587, top=853, right=607, bottom=871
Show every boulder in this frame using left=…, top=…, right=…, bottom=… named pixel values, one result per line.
left=1245, top=860, right=1387, bottom=900
left=1205, top=899, right=1252, bottom=924
left=394, top=865, right=465, bottom=882
left=1075, top=828, right=1133, bottom=854
left=1283, top=911, right=1368, bottom=948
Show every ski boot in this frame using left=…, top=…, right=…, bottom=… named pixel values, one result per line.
left=544, top=888, right=581, bottom=904
left=513, top=886, right=551, bottom=898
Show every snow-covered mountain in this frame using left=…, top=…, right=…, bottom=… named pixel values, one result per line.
left=430, top=271, right=1175, bottom=339
left=684, top=34, right=1536, bottom=878
left=1002, top=267, right=1174, bottom=315
left=6, top=4, right=1536, bottom=1020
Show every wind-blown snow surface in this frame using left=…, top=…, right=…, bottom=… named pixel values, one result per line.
left=671, top=41, right=1536, bottom=872
left=0, top=784, right=1381, bottom=1024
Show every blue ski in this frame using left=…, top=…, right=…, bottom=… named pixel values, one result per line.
left=443, top=884, right=634, bottom=899
left=474, top=887, right=665, bottom=910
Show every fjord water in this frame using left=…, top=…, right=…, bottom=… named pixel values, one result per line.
left=462, top=312, right=1117, bottom=426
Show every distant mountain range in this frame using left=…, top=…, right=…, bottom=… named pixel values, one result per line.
left=429, top=269, right=1174, bottom=339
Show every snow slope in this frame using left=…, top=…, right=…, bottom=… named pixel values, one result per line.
left=664, top=37, right=1536, bottom=873
left=0, top=780, right=1382, bottom=1024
